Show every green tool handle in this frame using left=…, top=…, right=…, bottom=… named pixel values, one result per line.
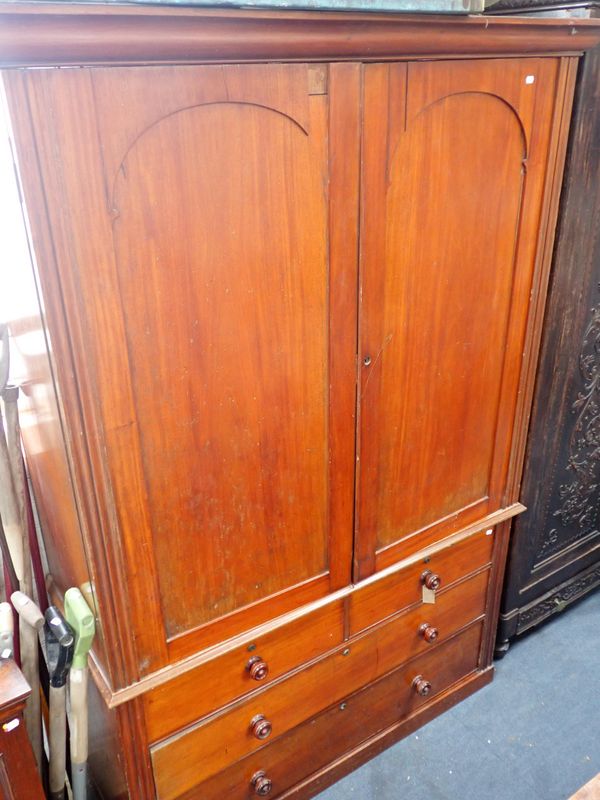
left=64, top=587, right=95, bottom=670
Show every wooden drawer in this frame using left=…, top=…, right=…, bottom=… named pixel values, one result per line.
left=350, top=527, right=494, bottom=634
left=145, top=530, right=491, bottom=744
left=144, top=600, right=345, bottom=743
left=365, top=566, right=488, bottom=667
left=150, top=570, right=489, bottom=799
left=157, top=621, right=484, bottom=800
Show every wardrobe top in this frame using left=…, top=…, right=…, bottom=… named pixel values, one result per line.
left=0, top=0, right=487, bottom=11
left=1, top=2, right=600, bottom=67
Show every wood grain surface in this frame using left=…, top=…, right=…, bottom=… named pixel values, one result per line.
left=5, top=62, right=360, bottom=676
left=145, top=564, right=488, bottom=745
left=178, top=622, right=483, bottom=800
left=152, top=621, right=484, bottom=799
left=349, top=527, right=493, bottom=634
left=1, top=4, right=600, bottom=67
left=569, top=773, right=600, bottom=800
left=0, top=9, right=589, bottom=798
left=0, top=661, right=45, bottom=800
left=355, top=57, right=561, bottom=577
left=144, top=600, right=344, bottom=743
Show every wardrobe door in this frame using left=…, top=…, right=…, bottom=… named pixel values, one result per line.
left=8, top=63, right=360, bottom=673
left=355, top=58, right=563, bottom=577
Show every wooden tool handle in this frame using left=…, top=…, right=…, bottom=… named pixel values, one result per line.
left=11, top=592, right=44, bottom=631
left=48, top=684, right=67, bottom=800
left=69, top=667, right=89, bottom=765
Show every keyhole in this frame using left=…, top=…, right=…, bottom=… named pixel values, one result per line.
left=363, top=356, right=372, bottom=366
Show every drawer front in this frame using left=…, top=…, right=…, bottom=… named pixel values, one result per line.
left=145, top=600, right=345, bottom=743
left=350, top=527, right=494, bottom=634
left=150, top=570, right=489, bottom=799
left=369, top=567, right=488, bottom=669
left=164, top=621, right=484, bottom=800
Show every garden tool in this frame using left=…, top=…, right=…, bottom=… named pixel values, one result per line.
left=45, top=606, right=74, bottom=800
left=65, top=587, right=95, bottom=800
left=0, top=334, right=41, bottom=765
left=10, top=588, right=43, bottom=769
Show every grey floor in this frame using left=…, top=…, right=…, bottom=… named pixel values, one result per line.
left=317, top=590, right=600, bottom=800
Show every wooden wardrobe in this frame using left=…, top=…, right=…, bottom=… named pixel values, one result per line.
left=489, top=1, right=600, bottom=657
left=2, top=5, right=598, bottom=798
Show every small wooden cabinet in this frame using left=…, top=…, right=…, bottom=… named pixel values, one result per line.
left=0, top=661, right=45, bottom=800
left=1, top=5, right=598, bottom=798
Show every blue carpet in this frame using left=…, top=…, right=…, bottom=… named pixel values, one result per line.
left=317, top=590, right=600, bottom=800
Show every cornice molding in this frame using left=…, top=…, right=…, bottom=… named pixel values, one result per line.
left=0, top=4, right=600, bottom=67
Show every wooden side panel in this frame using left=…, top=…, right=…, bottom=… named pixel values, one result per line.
left=87, top=675, right=129, bottom=800
left=8, top=62, right=359, bottom=675
left=356, top=57, right=561, bottom=576
left=0, top=96, right=86, bottom=596
left=0, top=93, right=107, bottom=665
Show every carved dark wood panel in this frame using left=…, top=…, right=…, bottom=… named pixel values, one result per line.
left=537, top=300, right=600, bottom=563
left=488, top=0, right=598, bottom=10
left=495, top=20, right=600, bottom=655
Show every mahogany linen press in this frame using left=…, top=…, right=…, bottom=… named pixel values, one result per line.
left=1, top=4, right=599, bottom=798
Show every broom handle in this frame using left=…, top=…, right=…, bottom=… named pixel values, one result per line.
left=48, top=684, right=67, bottom=800
left=23, top=458, right=48, bottom=612
left=9, top=588, right=42, bottom=772
left=69, top=666, right=88, bottom=800
left=0, top=393, right=41, bottom=771
left=0, top=408, right=24, bottom=582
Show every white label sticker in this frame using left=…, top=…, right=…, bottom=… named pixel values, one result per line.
left=422, top=586, right=436, bottom=605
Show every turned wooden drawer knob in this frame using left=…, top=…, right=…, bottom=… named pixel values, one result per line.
left=251, top=771, right=273, bottom=796
left=247, top=656, right=269, bottom=681
left=412, top=675, right=432, bottom=697
left=419, top=622, right=440, bottom=644
left=418, top=623, right=439, bottom=643
left=250, top=714, right=272, bottom=740
left=420, top=570, right=441, bottom=591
